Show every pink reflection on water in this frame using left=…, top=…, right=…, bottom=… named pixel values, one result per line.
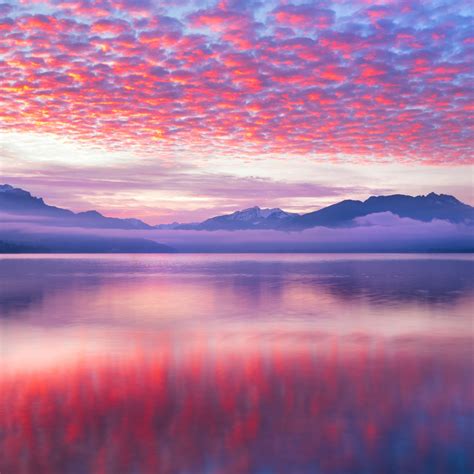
left=1, top=255, right=473, bottom=473
left=1, top=332, right=472, bottom=474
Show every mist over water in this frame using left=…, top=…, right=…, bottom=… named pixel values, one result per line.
left=1, top=254, right=473, bottom=473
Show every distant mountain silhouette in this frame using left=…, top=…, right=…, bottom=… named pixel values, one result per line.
left=0, top=184, right=73, bottom=217
left=1, top=184, right=473, bottom=233
left=170, top=193, right=474, bottom=231
left=1, top=184, right=473, bottom=253
left=292, top=193, right=474, bottom=229
left=0, top=184, right=152, bottom=230
left=0, top=184, right=175, bottom=253
left=177, top=206, right=299, bottom=230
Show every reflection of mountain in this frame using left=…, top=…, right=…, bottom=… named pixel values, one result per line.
left=294, top=259, right=474, bottom=305
left=0, top=260, right=100, bottom=318
left=1, top=257, right=472, bottom=321
left=0, top=277, right=46, bottom=317
left=1, top=335, right=472, bottom=474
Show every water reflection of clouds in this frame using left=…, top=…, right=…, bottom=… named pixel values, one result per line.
left=1, top=335, right=472, bottom=474
left=1, top=256, right=472, bottom=473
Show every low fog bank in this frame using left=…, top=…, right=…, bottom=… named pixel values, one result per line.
left=0, top=212, right=174, bottom=253
left=1, top=211, right=473, bottom=253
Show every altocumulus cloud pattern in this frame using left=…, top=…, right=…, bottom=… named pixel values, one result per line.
left=0, top=0, right=473, bottom=162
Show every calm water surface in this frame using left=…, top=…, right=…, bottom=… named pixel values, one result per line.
left=0, top=254, right=473, bottom=474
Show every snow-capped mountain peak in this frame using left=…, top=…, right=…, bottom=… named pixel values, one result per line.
left=227, top=206, right=296, bottom=221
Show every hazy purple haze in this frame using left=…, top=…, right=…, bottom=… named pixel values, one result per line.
left=1, top=211, right=472, bottom=252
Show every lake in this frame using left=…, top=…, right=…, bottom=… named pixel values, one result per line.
left=0, top=254, right=473, bottom=473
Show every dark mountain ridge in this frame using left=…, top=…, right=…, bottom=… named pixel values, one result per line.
left=1, top=184, right=473, bottom=232
left=0, top=184, right=174, bottom=252
left=292, top=192, right=474, bottom=229
left=177, top=206, right=299, bottom=230
left=175, top=193, right=473, bottom=231
left=0, top=184, right=152, bottom=230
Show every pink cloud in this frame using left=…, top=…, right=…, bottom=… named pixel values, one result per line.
left=0, top=0, right=472, bottom=163
left=273, top=4, right=335, bottom=30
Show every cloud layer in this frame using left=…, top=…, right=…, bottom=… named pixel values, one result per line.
left=2, top=211, right=473, bottom=253
left=1, top=0, right=473, bottom=163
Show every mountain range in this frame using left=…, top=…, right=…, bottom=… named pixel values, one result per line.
left=0, top=184, right=153, bottom=230
left=0, top=184, right=172, bottom=253
left=1, top=184, right=473, bottom=232
left=1, top=183, right=473, bottom=253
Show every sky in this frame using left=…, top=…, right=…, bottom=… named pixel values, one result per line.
left=0, top=0, right=473, bottom=223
